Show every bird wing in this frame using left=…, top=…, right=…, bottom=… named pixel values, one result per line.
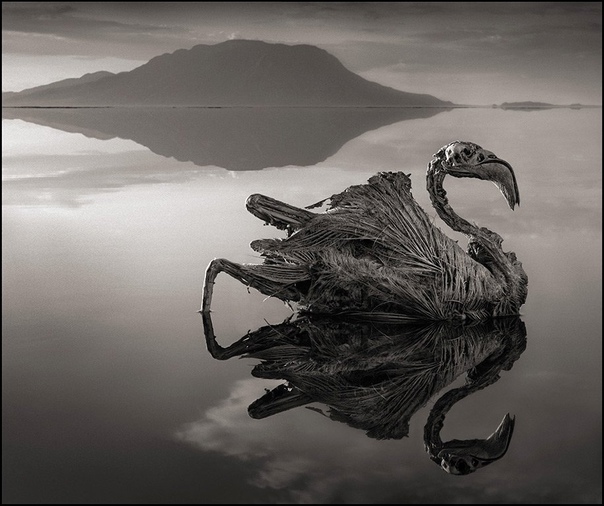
left=259, top=171, right=504, bottom=319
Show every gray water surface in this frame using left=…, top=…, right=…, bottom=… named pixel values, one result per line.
left=2, top=107, right=601, bottom=503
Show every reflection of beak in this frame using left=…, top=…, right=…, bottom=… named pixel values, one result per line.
left=438, top=413, right=516, bottom=464
left=485, top=412, right=516, bottom=459
left=477, top=158, right=520, bottom=210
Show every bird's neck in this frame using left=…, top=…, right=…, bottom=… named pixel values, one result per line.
left=426, top=159, right=505, bottom=273
left=426, top=159, right=477, bottom=236
left=426, top=160, right=527, bottom=313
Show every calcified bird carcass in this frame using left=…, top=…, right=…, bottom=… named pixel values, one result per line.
left=201, top=141, right=528, bottom=321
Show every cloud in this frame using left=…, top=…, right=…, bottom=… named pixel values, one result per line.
left=1, top=2, right=191, bottom=60
left=174, top=372, right=603, bottom=503
left=1, top=2, right=179, bottom=36
left=174, top=378, right=434, bottom=502
left=1, top=148, right=208, bottom=207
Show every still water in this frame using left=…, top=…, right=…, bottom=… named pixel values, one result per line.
left=2, top=107, right=602, bottom=503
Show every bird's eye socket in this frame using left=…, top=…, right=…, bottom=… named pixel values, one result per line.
left=476, top=153, right=484, bottom=162
left=471, top=458, right=479, bottom=467
left=456, top=460, right=470, bottom=473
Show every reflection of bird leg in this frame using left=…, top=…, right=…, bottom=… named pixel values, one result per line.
left=201, top=258, right=310, bottom=313
left=246, top=194, right=316, bottom=235
left=200, top=312, right=315, bottom=413
left=201, top=311, right=298, bottom=360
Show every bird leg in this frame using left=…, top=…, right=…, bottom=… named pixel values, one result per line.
left=246, top=194, right=316, bottom=235
left=201, top=258, right=308, bottom=314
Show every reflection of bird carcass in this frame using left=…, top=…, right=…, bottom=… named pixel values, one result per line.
left=202, top=313, right=527, bottom=475
left=202, top=141, right=528, bottom=320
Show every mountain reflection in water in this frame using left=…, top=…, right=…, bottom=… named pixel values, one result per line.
left=202, top=312, right=527, bottom=475
left=1, top=106, right=449, bottom=171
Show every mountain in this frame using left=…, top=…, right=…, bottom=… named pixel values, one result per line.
left=2, top=40, right=452, bottom=107
left=2, top=71, right=115, bottom=103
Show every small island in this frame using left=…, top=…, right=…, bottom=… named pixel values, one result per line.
left=493, top=101, right=594, bottom=110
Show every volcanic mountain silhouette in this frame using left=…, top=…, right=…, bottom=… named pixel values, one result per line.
left=2, top=40, right=452, bottom=107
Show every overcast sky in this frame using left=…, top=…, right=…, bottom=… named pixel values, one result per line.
left=2, top=2, right=602, bottom=104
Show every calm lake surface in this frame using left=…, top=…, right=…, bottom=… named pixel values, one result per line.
left=2, top=107, right=602, bottom=504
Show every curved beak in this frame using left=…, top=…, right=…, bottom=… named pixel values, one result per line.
left=477, top=158, right=521, bottom=210
left=444, top=152, right=520, bottom=210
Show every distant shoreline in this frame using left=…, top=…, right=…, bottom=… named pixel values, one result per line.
left=2, top=104, right=601, bottom=110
